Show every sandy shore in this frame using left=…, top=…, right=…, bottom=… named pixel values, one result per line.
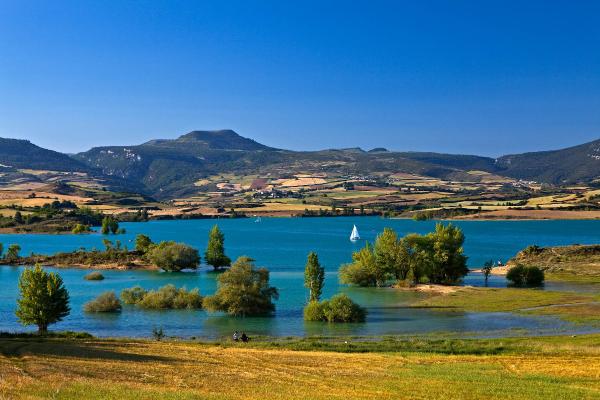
left=393, top=283, right=465, bottom=294
left=471, top=266, right=509, bottom=275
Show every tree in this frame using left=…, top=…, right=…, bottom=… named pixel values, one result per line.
left=6, top=244, right=21, bottom=263
left=204, top=225, right=230, bottom=270
left=13, top=211, right=23, bottom=224
left=339, top=243, right=385, bottom=287
left=203, top=256, right=279, bottom=316
left=482, top=259, right=494, bottom=286
left=16, top=265, right=70, bottom=334
left=147, top=241, right=200, bottom=271
left=71, top=224, right=89, bottom=234
left=304, top=252, right=325, bottom=302
left=101, top=216, right=119, bottom=235
left=102, top=239, right=113, bottom=252
left=506, top=265, right=545, bottom=287
left=373, top=227, right=411, bottom=280
left=427, top=223, right=468, bottom=284
left=135, top=234, right=153, bottom=253
left=101, top=216, right=110, bottom=234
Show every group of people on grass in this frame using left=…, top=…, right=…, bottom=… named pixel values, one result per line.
left=232, top=331, right=250, bottom=343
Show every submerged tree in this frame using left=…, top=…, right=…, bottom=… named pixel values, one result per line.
left=147, top=241, right=200, bottom=272
left=5, top=244, right=21, bottom=263
left=203, top=256, right=279, bottom=316
left=16, top=265, right=70, bottom=334
left=101, top=216, right=119, bottom=235
left=304, top=252, right=325, bottom=302
left=204, top=225, right=231, bottom=270
left=482, top=259, right=494, bottom=286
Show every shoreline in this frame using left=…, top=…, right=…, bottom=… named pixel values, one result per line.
left=0, top=260, right=158, bottom=271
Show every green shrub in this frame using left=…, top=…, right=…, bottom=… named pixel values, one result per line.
left=120, top=286, right=148, bottom=304
left=506, top=264, right=545, bottom=287
left=323, top=294, right=367, bottom=322
left=71, top=224, right=90, bottom=234
left=303, top=300, right=325, bottom=321
left=303, top=294, right=366, bottom=323
left=137, top=284, right=203, bottom=310
left=147, top=241, right=200, bottom=271
left=84, top=271, right=104, bottom=281
left=83, top=291, right=121, bottom=313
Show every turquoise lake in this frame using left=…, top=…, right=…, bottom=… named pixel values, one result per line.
left=1, top=217, right=599, bottom=338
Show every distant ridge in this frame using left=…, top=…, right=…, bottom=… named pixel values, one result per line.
left=0, top=137, right=90, bottom=172
left=1, top=130, right=598, bottom=198
left=496, top=138, right=600, bottom=184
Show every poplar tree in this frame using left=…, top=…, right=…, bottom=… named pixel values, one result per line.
left=205, top=225, right=230, bottom=270
left=304, top=252, right=325, bottom=302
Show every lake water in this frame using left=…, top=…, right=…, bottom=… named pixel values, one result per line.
left=1, top=217, right=599, bottom=338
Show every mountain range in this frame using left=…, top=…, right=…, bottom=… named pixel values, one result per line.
left=1, top=130, right=599, bottom=199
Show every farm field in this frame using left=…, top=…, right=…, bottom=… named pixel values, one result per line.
left=1, top=335, right=599, bottom=400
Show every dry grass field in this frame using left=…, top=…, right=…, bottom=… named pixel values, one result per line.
left=1, top=336, right=600, bottom=399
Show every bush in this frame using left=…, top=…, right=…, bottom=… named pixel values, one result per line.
left=83, top=291, right=122, bottom=312
left=147, top=241, right=200, bottom=271
left=84, top=271, right=104, bottom=281
left=304, top=294, right=366, bottom=323
left=303, top=300, right=325, bottom=321
left=506, top=265, right=545, bottom=287
left=120, top=286, right=148, bottom=304
left=72, top=224, right=90, bottom=234
left=136, top=285, right=203, bottom=310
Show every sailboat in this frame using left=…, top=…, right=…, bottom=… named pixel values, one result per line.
left=349, top=224, right=360, bottom=241
left=254, top=216, right=262, bottom=223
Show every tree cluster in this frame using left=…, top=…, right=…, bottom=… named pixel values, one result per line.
left=340, top=223, right=468, bottom=287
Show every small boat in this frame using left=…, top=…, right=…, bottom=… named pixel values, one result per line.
left=349, top=224, right=360, bottom=241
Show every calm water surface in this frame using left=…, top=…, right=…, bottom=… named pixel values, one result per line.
left=1, top=218, right=598, bottom=338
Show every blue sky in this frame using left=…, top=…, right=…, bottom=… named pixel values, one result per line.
left=1, top=0, right=599, bottom=156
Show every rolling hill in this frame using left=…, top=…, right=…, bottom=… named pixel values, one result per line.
left=495, top=139, right=600, bottom=184
left=0, top=138, right=90, bottom=172
left=1, top=131, right=598, bottom=199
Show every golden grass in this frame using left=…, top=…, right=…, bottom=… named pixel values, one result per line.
left=1, top=338, right=600, bottom=399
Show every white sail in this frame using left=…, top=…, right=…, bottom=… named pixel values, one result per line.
left=350, top=225, right=360, bottom=241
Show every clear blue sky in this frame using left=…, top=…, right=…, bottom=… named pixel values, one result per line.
left=1, top=0, right=599, bottom=156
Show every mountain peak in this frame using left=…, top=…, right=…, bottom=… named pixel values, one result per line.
left=174, top=130, right=272, bottom=151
